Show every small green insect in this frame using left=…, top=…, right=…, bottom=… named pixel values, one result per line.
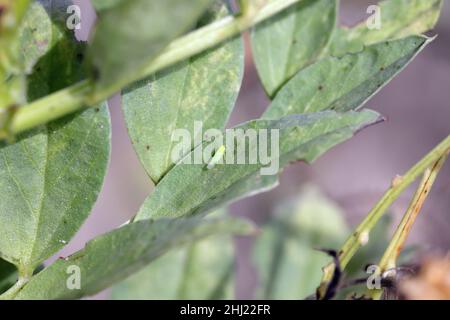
left=206, top=145, right=226, bottom=170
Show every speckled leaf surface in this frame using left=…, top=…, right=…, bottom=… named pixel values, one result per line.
left=135, top=110, right=381, bottom=220
left=0, top=1, right=111, bottom=273
left=263, top=36, right=431, bottom=119
left=0, top=106, right=110, bottom=272
left=253, top=187, right=349, bottom=299
left=111, top=234, right=234, bottom=299
left=88, top=0, right=212, bottom=94
left=0, top=0, right=31, bottom=116
left=327, top=0, right=443, bottom=56
left=122, top=5, right=244, bottom=183
left=14, top=216, right=253, bottom=300
left=18, top=1, right=53, bottom=74
left=251, top=0, right=337, bottom=97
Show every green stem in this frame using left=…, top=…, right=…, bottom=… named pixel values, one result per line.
left=1, top=0, right=302, bottom=140
left=369, top=155, right=447, bottom=300
left=0, top=269, right=32, bottom=300
left=317, top=134, right=450, bottom=299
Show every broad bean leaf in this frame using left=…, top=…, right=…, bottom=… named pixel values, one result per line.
left=0, top=1, right=111, bottom=273
left=112, top=235, right=235, bottom=299
left=91, top=0, right=121, bottom=11
left=263, top=36, right=431, bottom=119
left=0, top=0, right=31, bottom=121
left=122, top=5, right=244, bottom=183
left=251, top=0, right=337, bottom=97
left=253, top=187, right=349, bottom=299
left=88, top=0, right=212, bottom=95
left=14, top=216, right=254, bottom=300
left=112, top=211, right=235, bottom=300
left=135, top=110, right=382, bottom=221
left=133, top=37, right=429, bottom=222
left=0, top=106, right=110, bottom=273
left=328, top=0, right=443, bottom=57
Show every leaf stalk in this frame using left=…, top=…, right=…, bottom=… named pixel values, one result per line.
left=0, top=0, right=303, bottom=140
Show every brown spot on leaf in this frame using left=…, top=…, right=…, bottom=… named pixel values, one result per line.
left=318, top=85, right=324, bottom=91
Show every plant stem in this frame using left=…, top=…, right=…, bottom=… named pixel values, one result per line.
left=0, top=268, right=32, bottom=300
left=369, top=155, right=447, bottom=300
left=317, top=134, right=450, bottom=299
left=0, top=0, right=302, bottom=140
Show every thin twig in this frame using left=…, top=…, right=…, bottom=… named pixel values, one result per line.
left=368, top=155, right=448, bottom=299
left=317, top=135, right=450, bottom=299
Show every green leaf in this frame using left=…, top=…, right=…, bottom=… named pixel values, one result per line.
left=91, top=0, right=122, bottom=12
left=88, top=0, right=212, bottom=95
left=263, top=36, right=431, bottom=119
left=122, top=5, right=244, bottom=183
left=135, top=110, right=382, bottom=221
left=112, top=210, right=235, bottom=300
left=253, top=186, right=349, bottom=299
left=24, top=0, right=87, bottom=102
left=0, top=0, right=31, bottom=114
left=111, top=235, right=235, bottom=299
left=18, top=0, right=74, bottom=74
left=0, top=105, right=111, bottom=273
left=0, top=1, right=111, bottom=273
left=0, top=0, right=31, bottom=70
left=251, top=0, right=337, bottom=97
left=327, top=0, right=443, bottom=57
left=14, top=216, right=254, bottom=300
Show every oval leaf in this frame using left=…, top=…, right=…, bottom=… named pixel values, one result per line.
left=122, top=5, right=244, bottom=183
left=135, top=110, right=382, bottom=220
left=0, top=105, right=111, bottom=272
left=14, top=216, right=254, bottom=300
left=112, top=234, right=234, bottom=299
left=0, top=1, right=111, bottom=273
left=88, top=0, right=212, bottom=95
left=263, top=36, right=431, bottom=119
left=327, top=0, right=443, bottom=56
left=251, top=0, right=337, bottom=97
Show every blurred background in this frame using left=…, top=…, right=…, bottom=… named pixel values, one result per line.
left=57, top=0, right=450, bottom=298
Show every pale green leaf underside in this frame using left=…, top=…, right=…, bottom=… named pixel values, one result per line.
left=122, top=5, right=244, bottom=184
left=111, top=234, right=234, bottom=300
left=251, top=0, right=337, bottom=97
left=0, top=0, right=111, bottom=272
left=253, top=187, right=349, bottom=299
left=327, top=0, right=442, bottom=56
left=135, top=110, right=381, bottom=221
left=0, top=105, right=111, bottom=271
left=88, top=0, right=212, bottom=93
left=263, top=36, right=431, bottom=119
left=133, top=36, right=428, bottom=222
left=0, top=0, right=31, bottom=112
left=18, top=1, right=52, bottom=73
left=14, top=216, right=253, bottom=300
